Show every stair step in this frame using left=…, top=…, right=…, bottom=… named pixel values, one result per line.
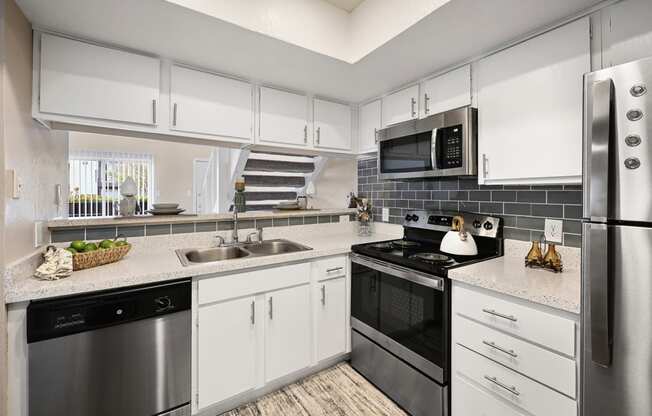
left=245, top=159, right=314, bottom=173
left=244, top=191, right=297, bottom=201
left=243, top=175, right=306, bottom=187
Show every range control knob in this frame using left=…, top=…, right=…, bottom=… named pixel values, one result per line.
left=412, top=215, right=419, bottom=222
left=155, top=296, right=172, bottom=310
left=483, top=221, right=494, bottom=231
left=405, top=214, right=412, bottom=221
left=472, top=220, right=482, bottom=229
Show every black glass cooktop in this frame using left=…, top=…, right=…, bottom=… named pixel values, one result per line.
left=351, top=238, right=499, bottom=277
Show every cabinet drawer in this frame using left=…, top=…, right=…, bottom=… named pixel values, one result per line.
left=453, top=285, right=575, bottom=356
left=454, top=315, right=576, bottom=398
left=452, top=373, right=526, bottom=416
left=313, top=256, right=347, bottom=281
left=198, top=263, right=310, bottom=305
left=454, top=344, right=577, bottom=416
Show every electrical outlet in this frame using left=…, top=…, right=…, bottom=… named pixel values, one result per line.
left=34, top=221, right=48, bottom=248
left=544, top=219, right=563, bottom=244
left=382, top=207, right=389, bottom=222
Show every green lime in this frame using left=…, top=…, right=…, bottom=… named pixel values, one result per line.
left=83, top=243, right=98, bottom=252
left=70, top=240, right=86, bottom=251
left=115, top=241, right=128, bottom=247
left=99, top=239, right=115, bottom=249
left=65, top=247, right=77, bottom=255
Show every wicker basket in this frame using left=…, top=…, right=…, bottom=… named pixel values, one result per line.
left=72, top=244, right=131, bottom=271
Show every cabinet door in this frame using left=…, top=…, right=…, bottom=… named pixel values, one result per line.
left=476, top=18, right=590, bottom=184
left=314, top=98, right=352, bottom=151
left=316, top=277, right=347, bottom=362
left=197, top=296, right=257, bottom=409
left=382, top=84, right=419, bottom=127
left=358, top=100, right=382, bottom=153
left=259, top=87, right=308, bottom=146
left=421, top=65, right=471, bottom=118
left=39, top=34, right=160, bottom=125
left=170, top=65, right=252, bottom=140
left=265, top=284, right=311, bottom=382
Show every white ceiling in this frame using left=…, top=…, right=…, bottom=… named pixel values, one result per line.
left=16, top=0, right=608, bottom=102
left=323, top=0, right=365, bottom=13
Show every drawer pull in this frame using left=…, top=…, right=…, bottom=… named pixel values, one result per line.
left=326, top=267, right=343, bottom=273
left=482, top=308, right=518, bottom=322
left=484, top=375, right=520, bottom=396
left=482, top=340, right=518, bottom=358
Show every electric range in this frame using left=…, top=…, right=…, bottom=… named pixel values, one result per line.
left=349, top=210, right=503, bottom=416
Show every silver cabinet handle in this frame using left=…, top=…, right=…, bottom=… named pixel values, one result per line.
left=304, top=125, right=308, bottom=143
left=482, top=340, right=518, bottom=358
left=316, top=126, right=321, bottom=144
left=152, top=99, right=157, bottom=124
left=321, top=284, right=326, bottom=306
left=484, top=375, right=520, bottom=396
left=172, top=103, right=178, bottom=126
left=374, top=128, right=378, bottom=144
left=326, top=267, right=343, bottom=273
left=424, top=93, right=430, bottom=115
left=482, top=153, right=489, bottom=178
left=410, top=97, right=417, bottom=118
left=482, top=308, right=517, bottom=322
left=268, top=297, right=273, bottom=320
left=250, top=300, right=255, bottom=325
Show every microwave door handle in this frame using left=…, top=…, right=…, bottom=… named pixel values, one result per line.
left=586, top=79, right=613, bottom=222
left=431, top=128, right=439, bottom=170
left=586, top=223, right=612, bottom=367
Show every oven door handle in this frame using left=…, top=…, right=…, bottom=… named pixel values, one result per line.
left=351, top=253, right=445, bottom=291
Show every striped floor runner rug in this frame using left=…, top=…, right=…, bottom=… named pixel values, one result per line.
left=220, top=363, right=407, bottom=416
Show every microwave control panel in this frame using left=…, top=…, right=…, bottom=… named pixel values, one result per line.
left=435, top=124, right=464, bottom=169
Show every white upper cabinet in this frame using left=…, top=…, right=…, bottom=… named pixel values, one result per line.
left=358, top=99, right=382, bottom=153
left=259, top=87, right=309, bottom=147
left=420, top=65, right=471, bottom=118
left=39, top=34, right=160, bottom=125
left=313, top=98, right=352, bottom=151
left=170, top=65, right=252, bottom=141
left=382, top=84, right=419, bottom=127
left=476, top=18, right=590, bottom=185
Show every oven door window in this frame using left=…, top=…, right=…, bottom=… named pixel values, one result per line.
left=379, top=132, right=433, bottom=175
left=351, top=262, right=446, bottom=369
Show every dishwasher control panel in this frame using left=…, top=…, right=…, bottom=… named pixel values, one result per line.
left=27, top=279, right=191, bottom=343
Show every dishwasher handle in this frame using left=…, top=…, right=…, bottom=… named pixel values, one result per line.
left=27, top=279, right=191, bottom=343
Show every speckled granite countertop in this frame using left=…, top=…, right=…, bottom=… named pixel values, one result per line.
left=449, top=240, right=581, bottom=314
left=5, top=222, right=401, bottom=304
left=47, top=208, right=356, bottom=228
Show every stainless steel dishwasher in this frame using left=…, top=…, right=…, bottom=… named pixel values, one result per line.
left=27, top=279, right=191, bottom=416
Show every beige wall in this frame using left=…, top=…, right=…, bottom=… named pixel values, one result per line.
left=68, top=132, right=215, bottom=212
left=0, top=0, right=7, bottom=413
left=311, top=158, right=356, bottom=209
left=3, top=0, right=68, bottom=265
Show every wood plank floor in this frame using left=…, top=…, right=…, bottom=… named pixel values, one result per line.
left=220, top=363, right=407, bottom=416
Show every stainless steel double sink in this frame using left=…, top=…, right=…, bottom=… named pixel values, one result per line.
left=175, top=239, right=313, bottom=266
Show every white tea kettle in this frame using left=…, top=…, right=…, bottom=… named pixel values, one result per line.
left=440, top=216, right=478, bottom=256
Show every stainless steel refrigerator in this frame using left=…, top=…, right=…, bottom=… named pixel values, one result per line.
left=583, top=56, right=652, bottom=416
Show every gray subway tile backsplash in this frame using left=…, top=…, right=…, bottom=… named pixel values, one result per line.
left=86, top=227, right=117, bottom=240
left=146, top=224, right=172, bottom=236
left=357, top=157, right=583, bottom=247
left=171, top=223, right=195, bottom=234
left=117, top=226, right=145, bottom=238
left=51, top=228, right=85, bottom=243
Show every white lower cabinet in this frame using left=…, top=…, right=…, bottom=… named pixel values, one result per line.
left=194, top=256, right=349, bottom=413
left=452, top=282, right=579, bottom=416
left=197, top=296, right=257, bottom=408
left=315, top=277, right=347, bottom=362
left=265, top=284, right=312, bottom=382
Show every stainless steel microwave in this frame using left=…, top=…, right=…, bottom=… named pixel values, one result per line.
left=377, top=106, right=477, bottom=180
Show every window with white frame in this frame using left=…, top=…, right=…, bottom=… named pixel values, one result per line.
left=68, top=151, right=154, bottom=217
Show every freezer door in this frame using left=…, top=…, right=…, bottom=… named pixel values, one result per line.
left=582, top=223, right=652, bottom=416
left=583, top=56, right=652, bottom=223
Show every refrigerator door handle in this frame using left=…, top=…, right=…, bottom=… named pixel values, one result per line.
left=585, top=79, right=613, bottom=222
left=587, top=223, right=612, bottom=367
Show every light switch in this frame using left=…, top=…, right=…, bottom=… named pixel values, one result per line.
left=382, top=207, right=389, bottom=222
left=8, top=169, right=23, bottom=199
left=544, top=219, right=563, bottom=244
